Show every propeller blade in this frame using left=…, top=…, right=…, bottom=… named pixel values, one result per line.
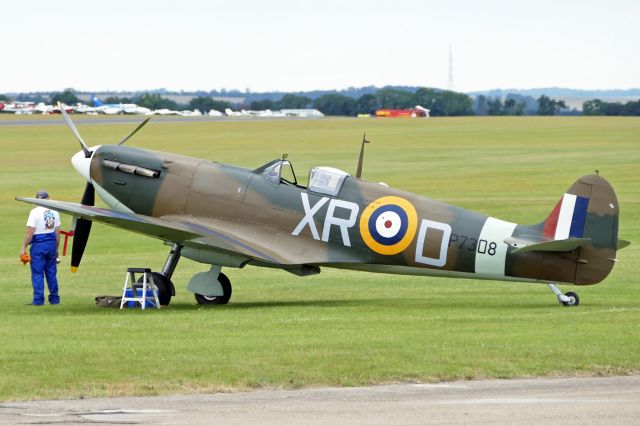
left=70, top=182, right=95, bottom=273
left=80, top=181, right=95, bottom=206
left=117, top=117, right=151, bottom=146
left=70, top=218, right=92, bottom=273
left=60, top=104, right=92, bottom=158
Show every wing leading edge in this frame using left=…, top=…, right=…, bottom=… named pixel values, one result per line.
left=15, top=197, right=367, bottom=266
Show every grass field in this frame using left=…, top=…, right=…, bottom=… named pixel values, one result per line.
left=0, top=116, right=638, bottom=401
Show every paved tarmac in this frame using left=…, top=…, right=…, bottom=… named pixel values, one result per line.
left=1, top=375, right=639, bottom=425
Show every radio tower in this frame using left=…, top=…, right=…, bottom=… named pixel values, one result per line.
left=447, top=44, right=454, bottom=91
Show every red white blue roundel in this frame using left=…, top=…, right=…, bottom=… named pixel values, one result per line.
left=359, top=196, right=418, bottom=255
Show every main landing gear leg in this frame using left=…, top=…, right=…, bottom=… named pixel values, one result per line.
left=161, top=243, right=182, bottom=281
left=547, top=283, right=580, bottom=307
left=149, top=243, right=182, bottom=305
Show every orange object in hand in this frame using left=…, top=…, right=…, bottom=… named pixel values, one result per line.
left=20, top=253, right=31, bottom=265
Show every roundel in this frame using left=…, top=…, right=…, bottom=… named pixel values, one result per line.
left=359, top=196, right=418, bottom=255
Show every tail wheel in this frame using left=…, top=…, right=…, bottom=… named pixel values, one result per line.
left=195, top=272, right=232, bottom=305
left=561, top=291, right=580, bottom=307
left=137, top=272, right=174, bottom=306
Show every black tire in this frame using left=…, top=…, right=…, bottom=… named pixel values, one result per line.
left=137, top=272, right=173, bottom=306
left=195, top=272, right=232, bottom=305
left=561, top=291, right=579, bottom=307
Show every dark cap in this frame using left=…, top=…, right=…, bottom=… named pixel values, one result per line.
left=36, top=190, right=49, bottom=199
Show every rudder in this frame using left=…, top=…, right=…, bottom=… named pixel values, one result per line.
left=541, top=175, right=620, bottom=284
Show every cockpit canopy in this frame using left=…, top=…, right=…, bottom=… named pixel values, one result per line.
left=256, top=160, right=350, bottom=196
left=260, top=160, right=297, bottom=185
left=308, top=166, right=349, bottom=196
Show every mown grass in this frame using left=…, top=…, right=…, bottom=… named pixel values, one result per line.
left=0, top=116, right=638, bottom=401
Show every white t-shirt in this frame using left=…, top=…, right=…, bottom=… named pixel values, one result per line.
left=26, top=206, right=61, bottom=235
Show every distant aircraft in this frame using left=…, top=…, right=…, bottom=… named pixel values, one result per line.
left=91, top=96, right=151, bottom=115
left=34, top=102, right=54, bottom=114
left=375, top=106, right=429, bottom=118
left=224, top=108, right=242, bottom=117
left=241, top=109, right=273, bottom=117
left=178, top=109, right=203, bottom=117
left=17, top=112, right=630, bottom=307
left=0, top=101, right=35, bottom=114
left=72, top=103, right=100, bottom=115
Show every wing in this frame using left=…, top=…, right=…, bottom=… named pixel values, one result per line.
left=17, top=197, right=201, bottom=241
left=16, top=198, right=367, bottom=266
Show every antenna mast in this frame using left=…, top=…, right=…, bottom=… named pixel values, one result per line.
left=356, top=133, right=370, bottom=179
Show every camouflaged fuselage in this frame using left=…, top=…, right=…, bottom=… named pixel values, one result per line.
left=89, top=145, right=622, bottom=286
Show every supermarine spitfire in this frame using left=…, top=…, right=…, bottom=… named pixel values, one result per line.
left=17, top=112, right=630, bottom=306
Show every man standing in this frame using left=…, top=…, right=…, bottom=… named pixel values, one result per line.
left=20, top=190, right=61, bottom=306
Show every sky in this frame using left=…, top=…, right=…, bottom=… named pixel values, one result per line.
left=1, top=0, right=638, bottom=94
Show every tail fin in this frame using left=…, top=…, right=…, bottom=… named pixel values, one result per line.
left=541, top=174, right=622, bottom=284
left=91, top=96, right=104, bottom=107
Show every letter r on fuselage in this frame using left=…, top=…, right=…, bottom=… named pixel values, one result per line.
left=322, top=199, right=359, bottom=247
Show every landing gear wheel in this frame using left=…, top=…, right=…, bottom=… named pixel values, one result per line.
left=195, top=272, right=232, bottom=305
left=561, top=291, right=579, bottom=307
left=137, top=272, right=174, bottom=306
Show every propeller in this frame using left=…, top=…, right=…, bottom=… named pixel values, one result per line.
left=70, top=183, right=94, bottom=273
left=60, top=106, right=151, bottom=272
left=60, top=104, right=92, bottom=158
left=117, top=116, right=150, bottom=145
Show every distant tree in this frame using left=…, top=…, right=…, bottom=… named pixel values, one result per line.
left=276, top=94, right=311, bottom=109
left=189, top=96, right=231, bottom=112
left=501, top=98, right=524, bottom=115
left=601, top=102, right=624, bottom=115
left=376, top=88, right=413, bottom=109
left=583, top=98, right=640, bottom=116
left=505, top=93, right=536, bottom=114
left=354, top=94, right=379, bottom=115
left=412, top=88, right=473, bottom=116
left=515, top=103, right=525, bottom=115
left=475, top=95, right=488, bottom=115
left=104, top=96, right=133, bottom=104
left=487, top=98, right=503, bottom=115
left=503, top=98, right=516, bottom=111
left=582, top=99, right=604, bottom=115
left=135, top=93, right=179, bottom=110
left=0, top=94, right=9, bottom=102
left=439, top=90, right=474, bottom=116
left=249, top=99, right=275, bottom=110
left=313, top=94, right=356, bottom=116
left=50, top=88, right=80, bottom=106
left=622, top=100, right=640, bottom=116
left=537, top=95, right=566, bottom=115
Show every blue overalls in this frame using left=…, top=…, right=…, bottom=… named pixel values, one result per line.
left=30, top=233, right=59, bottom=305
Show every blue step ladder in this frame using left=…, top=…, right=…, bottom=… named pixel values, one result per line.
left=120, top=268, right=160, bottom=310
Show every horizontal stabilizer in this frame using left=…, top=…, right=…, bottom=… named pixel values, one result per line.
left=617, top=239, right=631, bottom=250
left=505, top=237, right=591, bottom=254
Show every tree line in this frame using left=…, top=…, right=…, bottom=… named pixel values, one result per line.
left=248, top=88, right=475, bottom=116
left=4, top=88, right=639, bottom=117
left=582, top=99, right=640, bottom=116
